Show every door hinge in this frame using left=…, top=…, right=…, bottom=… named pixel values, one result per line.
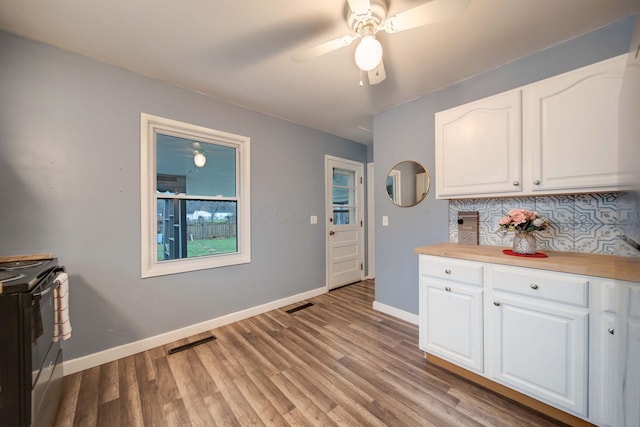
left=360, top=220, right=363, bottom=227
left=360, top=263, right=363, bottom=271
left=360, top=177, right=363, bottom=184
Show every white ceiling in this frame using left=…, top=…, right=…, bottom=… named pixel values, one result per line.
left=0, top=0, right=637, bottom=144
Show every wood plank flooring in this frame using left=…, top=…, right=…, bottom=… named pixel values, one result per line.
left=54, top=280, right=568, bottom=426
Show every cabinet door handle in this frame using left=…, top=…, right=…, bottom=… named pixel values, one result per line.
left=444, top=269, right=451, bottom=275
left=329, top=231, right=335, bottom=236
left=445, top=286, right=451, bottom=292
left=533, top=179, right=541, bottom=185
left=493, top=301, right=501, bottom=306
left=512, top=181, right=520, bottom=186
left=530, top=283, right=539, bottom=290
left=608, top=328, right=615, bottom=335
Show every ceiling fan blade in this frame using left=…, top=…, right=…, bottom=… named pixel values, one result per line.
left=291, top=35, right=357, bottom=63
left=383, top=0, right=470, bottom=33
left=367, top=60, right=386, bottom=85
left=347, top=0, right=372, bottom=18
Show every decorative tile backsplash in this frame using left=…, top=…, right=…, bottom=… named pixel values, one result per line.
left=449, top=192, right=640, bottom=257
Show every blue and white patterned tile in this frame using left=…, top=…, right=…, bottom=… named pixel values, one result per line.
left=573, top=224, right=618, bottom=255
left=448, top=199, right=464, bottom=219
left=617, top=191, right=639, bottom=225
left=616, top=238, right=640, bottom=257
left=449, top=229, right=459, bottom=243
left=575, top=193, right=619, bottom=224
left=535, top=195, right=575, bottom=225
left=479, top=222, right=505, bottom=247
left=535, top=224, right=574, bottom=252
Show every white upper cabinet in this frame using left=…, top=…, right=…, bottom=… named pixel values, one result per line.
left=435, top=90, right=522, bottom=198
left=523, top=54, right=627, bottom=193
left=435, top=54, right=628, bottom=199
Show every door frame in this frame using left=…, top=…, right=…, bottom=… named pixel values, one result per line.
left=325, top=155, right=365, bottom=290
left=367, top=162, right=375, bottom=279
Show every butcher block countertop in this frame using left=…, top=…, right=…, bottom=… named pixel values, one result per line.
left=415, top=243, right=640, bottom=282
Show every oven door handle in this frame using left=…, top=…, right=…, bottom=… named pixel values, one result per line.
left=32, top=281, right=58, bottom=300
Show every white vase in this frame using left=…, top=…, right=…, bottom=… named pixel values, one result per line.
left=513, top=230, right=536, bottom=255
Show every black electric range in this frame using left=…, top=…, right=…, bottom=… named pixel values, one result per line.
left=0, top=257, right=65, bottom=427
left=0, top=258, right=59, bottom=295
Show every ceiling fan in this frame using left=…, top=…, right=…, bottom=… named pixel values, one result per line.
left=292, top=0, right=470, bottom=85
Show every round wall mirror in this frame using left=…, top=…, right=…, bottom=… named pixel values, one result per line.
left=385, top=161, right=430, bottom=207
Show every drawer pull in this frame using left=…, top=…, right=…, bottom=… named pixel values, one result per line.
left=513, top=181, right=520, bottom=186
left=444, top=269, right=451, bottom=275
left=533, top=179, right=540, bottom=185
left=530, top=283, right=539, bottom=290
left=445, top=286, right=451, bottom=292
left=493, top=301, right=501, bottom=307
left=608, top=328, right=615, bottom=335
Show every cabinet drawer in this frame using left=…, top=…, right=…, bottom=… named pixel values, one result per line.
left=490, top=266, right=588, bottom=307
left=420, top=255, right=483, bottom=286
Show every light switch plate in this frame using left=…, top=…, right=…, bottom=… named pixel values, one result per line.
left=310, top=215, right=317, bottom=224
left=382, top=216, right=389, bottom=226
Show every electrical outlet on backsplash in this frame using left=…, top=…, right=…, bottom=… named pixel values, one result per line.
left=448, top=192, right=640, bottom=257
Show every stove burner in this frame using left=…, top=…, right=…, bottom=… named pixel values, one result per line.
left=0, top=260, right=43, bottom=271
left=0, top=271, right=25, bottom=283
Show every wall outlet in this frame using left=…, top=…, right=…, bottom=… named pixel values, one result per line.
left=310, top=215, right=317, bottom=225
left=382, top=216, right=389, bottom=226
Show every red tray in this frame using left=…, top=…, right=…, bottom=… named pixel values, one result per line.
left=502, top=249, right=548, bottom=258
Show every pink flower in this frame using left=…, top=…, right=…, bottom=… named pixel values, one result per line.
left=499, top=216, right=511, bottom=225
left=510, top=211, right=526, bottom=225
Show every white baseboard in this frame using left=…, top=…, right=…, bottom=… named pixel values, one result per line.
left=372, top=301, right=419, bottom=325
left=62, top=286, right=327, bottom=376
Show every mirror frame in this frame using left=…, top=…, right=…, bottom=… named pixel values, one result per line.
left=385, top=160, right=430, bottom=207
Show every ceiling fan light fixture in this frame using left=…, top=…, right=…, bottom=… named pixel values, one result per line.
left=193, top=152, right=207, bottom=168
left=354, top=35, right=382, bottom=71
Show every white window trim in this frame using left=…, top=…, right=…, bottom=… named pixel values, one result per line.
left=141, top=113, right=251, bottom=278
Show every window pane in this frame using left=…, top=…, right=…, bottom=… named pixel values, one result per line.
left=157, top=199, right=238, bottom=261
left=332, top=167, right=356, bottom=225
left=156, top=134, right=236, bottom=197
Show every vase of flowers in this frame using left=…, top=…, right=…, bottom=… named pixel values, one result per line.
left=498, top=209, right=549, bottom=255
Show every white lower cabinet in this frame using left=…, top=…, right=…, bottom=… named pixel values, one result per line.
left=486, top=292, right=588, bottom=416
left=621, top=283, right=640, bottom=427
left=485, top=265, right=589, bottom=417
left=419, top=256, right=484, bottom=373
left=417, top=254, right=638, bottom=425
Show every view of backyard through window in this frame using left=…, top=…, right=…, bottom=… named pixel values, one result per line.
left=156, top=200, right=237, bottom=261
left=155, top=133, right=239, bottom=262
left=141, top=113, right=250, bottom=277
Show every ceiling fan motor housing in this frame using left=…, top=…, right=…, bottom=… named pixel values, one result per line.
left=345, top=0, right=388, bottom=33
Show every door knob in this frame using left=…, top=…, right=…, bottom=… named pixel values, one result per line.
left=329, top=231, right=335, bottom=236
left=493, top=301, right=501, bottom=306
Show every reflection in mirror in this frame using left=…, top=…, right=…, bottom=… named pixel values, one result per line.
left=386, top=161, right=430, bottom=207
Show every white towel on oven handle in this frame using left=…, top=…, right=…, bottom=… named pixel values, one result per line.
left=53, top=272, right=72, bottom=341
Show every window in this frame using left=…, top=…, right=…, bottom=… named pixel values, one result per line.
left=141, top=113, right=250, bottom=277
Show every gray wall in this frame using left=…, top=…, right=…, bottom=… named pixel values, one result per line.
left=373, top=16, right=637, bottom=315
left=0, top=31, right=366, bottom=360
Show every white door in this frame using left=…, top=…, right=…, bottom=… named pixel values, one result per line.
left=325, top=156, right=364, bottom=290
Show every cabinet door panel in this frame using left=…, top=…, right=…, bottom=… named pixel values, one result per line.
left=623, top=284, right=640, bottom=427
left=435, top=90, right=521, bottom=198
left=488, top=294, right=588, bottom=416
left=424, top=283, right=483, bottom=373
left=523, top=55, right=626, bottom=193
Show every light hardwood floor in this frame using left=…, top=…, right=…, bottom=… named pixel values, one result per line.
left=54, top=280, right=567, bottom=426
